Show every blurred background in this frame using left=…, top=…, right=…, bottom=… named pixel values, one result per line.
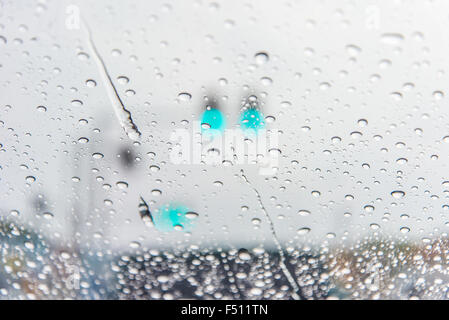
left=2, top=0, right=449, bottom=299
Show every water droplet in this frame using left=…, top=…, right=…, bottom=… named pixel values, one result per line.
left=85, top=79, right=97, bottom=87
left=326, top=232, right=336, bottom=239
left=357, top=119, right=368, bottom=127
left=125, top=89, right=135, bottom=96
left=265, top=115, right=276, bottom=123
left=224, top=19, right=235, bottom=29
left=116, top=181, right=128, bottom=189
left=92, top=152, right=104, bottom=159
left=391, top=190, right=405, bottom=199
left=370, top=223, right=380, bottom=230
left=129, top=241, right=140, bottom=249
left=433, top=91, right=444, bottom=100
left=71, top=100, right=83, bottom=107
left=42, top=212, right=54, bottom=220
left=319, top=82, right=331, bottom=90
left=331, top=136, right=342, bottom=143
left=390, top=92, right=403, bottom=101
left=260, top=77, right=272, bottom=86
left=254, top=52, right=269, bottom=64
left=400, top=227, right=410, bottom=233
left=117, top=76, right=129, bottom=85
left=298, top=209, right=311, bottom=216
left=297, top=227, right=311, bottom=235
left=185, top=212, right=199, bottom=219
left=207, top=148, right=220, bottom=157
left=111, top=49, right=122, bottom=56
left=311, top=190, right=321, bottom=197
left=151, top=189, right=162, bottom=196
left=237, top=249, right=251, bottom=261
left=77, top=52, right=89, bottom=61
left=380, top=33, right=404, bottom=45
left=346, top=44, right=361, bottom=56
left=10, top=210, right=19, bottom=217
left=350, top=131, right=363, bottom=139
left=178, top=92, right=192, bottom=102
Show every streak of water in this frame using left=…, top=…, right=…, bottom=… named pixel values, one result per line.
left=82, top=19, right=141, bottom=140
left=240, top=169, right=302, bottom=300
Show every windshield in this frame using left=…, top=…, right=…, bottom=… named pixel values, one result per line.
left=1, top=0, right=449, bottom=300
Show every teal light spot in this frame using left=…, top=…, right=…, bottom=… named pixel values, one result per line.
left=153, top=204, right=196, bottom=232
left=201, top=108, right=225, bottom=138
left=239, top=108, right=265, bottom=135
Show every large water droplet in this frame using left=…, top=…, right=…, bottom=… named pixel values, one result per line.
left=391, top=190, right=405, bottom=199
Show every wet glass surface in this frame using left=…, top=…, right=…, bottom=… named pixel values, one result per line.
left=2, top=0, right=449, bottom=299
